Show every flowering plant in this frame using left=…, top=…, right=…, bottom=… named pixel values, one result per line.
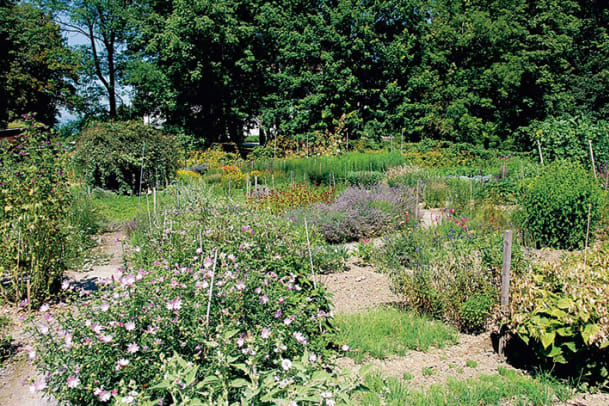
left=30, top=189, right=349, bottom=404
left=0, top=117, right=70, bottom=306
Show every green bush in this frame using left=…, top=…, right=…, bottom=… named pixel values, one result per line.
left=73, top=121, right=178, bottom=195
left=519, top=160, right=603, bottom=249
left=534, top=114, right=609, bottom=167
left=459, top=294, right=494, bottom=334
left=0, top=119, right=70, bottom=305
left=346, top=171, right=384, bottom=187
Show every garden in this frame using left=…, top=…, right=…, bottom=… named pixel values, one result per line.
left=2, top=1, right=609, bottom=404
left=0, top=115, right=608, bottom=406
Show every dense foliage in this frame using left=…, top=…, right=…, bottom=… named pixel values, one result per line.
left=519, top=161, right=604, bottom=249
left=509, top=244, right=609, bottom=388
left=0, top=119, right=70, bottom=305
left=73, top=121, right=178, bottom=195
left=118, top=0, right=609, bottom=148
left=0, top=2, right=76, bottom=126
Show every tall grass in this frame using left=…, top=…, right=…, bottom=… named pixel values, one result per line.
left=335, top=307, right=458, bottom=362
left=251, top=151, right=405, bottom=185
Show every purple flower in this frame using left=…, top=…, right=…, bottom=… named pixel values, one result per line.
left=98, top=390, right=111, bottom=402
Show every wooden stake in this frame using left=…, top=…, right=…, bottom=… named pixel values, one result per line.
left=589, top=140, right=597, bottom=177
left=537, top=139, right=544, bottom=167
left=153, top=188, right=157, bottom=216
left=501, top=230, right=513, bottom=312
left=584, top=204, right=592, bottom=271
left=206, top=249, right=218, bottom=325
left=246, top=173, right=250, bottom=198
left=304, top=219, right=317, bottom=290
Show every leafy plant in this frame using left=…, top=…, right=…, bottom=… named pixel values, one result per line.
left=73, top=121, right=178, bottom=195
left=459, top=294, right=495, bottom=334
left=519, top=160, right=603, bottom=249
left=509, top=243, right=609, bottom=387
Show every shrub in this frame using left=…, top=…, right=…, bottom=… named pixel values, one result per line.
left=519, top=160, right=603, bottom=249
left=459, top=294, right=494, bottom=334
left=376, top=217, right=527, bottom=330
left=534, top=114, right=609, bottom=168
left=289, top=185, right=415, bottom=243
left=0, top=119, right=70, bottom=306
left=220, top=165, right=246, bottom=187
left=73, top=121, right=178, bottom=195
left=346, top=171, right=384, bottom=187
left=509, top=243, right=609, bottom=387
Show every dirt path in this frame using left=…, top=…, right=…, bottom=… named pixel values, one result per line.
left=0, top=232, right=126, bottom=406
left=321, top=257, right=399, bottom=314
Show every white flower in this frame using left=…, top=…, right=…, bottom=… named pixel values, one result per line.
left=281, top=359, right=292, bottom=371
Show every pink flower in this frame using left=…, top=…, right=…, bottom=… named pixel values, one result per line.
left=99, top=390, right=111, bottom=402
left=235, top=281, right=246, bottom=291
left=115, top=359, right=129, bottom=371
left=127, top=343, right=139, bottom=354
left=124, top=321, right=136, bottom=331
left=66, top=375, right=80, bottom=389
left=236, top=338, right=245, bottom=348
left=281, top=359, right=292, bottom=370
left=29, top=379, right=46, bottom=392
left=98, top=334, right=113, bottom=343
left=39, top=304, right=49, bottom=312
left=38, top=324, right=49, bottom=335
left=166, top=298, right=182, bottom=311
left=203, top=257, right=213, bottom=268
left=293, top=332, right=308, bottom=345
left=100, top=302, right=109, bottom=312
left=261, top=328, right=271, bottom=339
left=260, top=295, right=269, bottom=305
left=195, top=247, right=203, bottom=255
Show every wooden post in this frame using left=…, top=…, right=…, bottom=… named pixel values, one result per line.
left=584, top=204, right=592, bottom=270
left=290, top=171, right=294, bottom=186
left=246, top=173, right=250, bottom=198
left=415, top=180, right=420, bottom=226
left=501, top=230, right=513, bottom=312
left=589, top=140, right=597, bottom=178
left=498, top=229, right=513, bottom=357
left=153, top=188, right=157, bottom=217
left=537, top=139, right=544, bottom=167
left=304, top=219, right=316, bottom=290
left=272, top=174, right=275, bottom=189
left=255, top=175, right=258, bottom=189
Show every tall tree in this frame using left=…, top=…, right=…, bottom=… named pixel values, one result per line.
left=41, top=0, right=141, bottom=118
left=0, top=2, right=77, bottom=126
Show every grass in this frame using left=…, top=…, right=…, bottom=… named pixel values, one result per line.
left=354, top=367, right=573, bottom=406
left=335, top=307, right=458, bottom=363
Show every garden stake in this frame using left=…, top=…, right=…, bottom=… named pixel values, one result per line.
left=304, top=219, right=317, bottom=290
left=272, top=174, right=275, bottom=189
left=138, top=140, right=146, bottom=208
left=206, top=249, right=218, bottom=325
left=246, top=173, right=250, bottom=198
left=499, top=230, right=513, bottom=357
left=584, top=203, right=592, bottom=271
left=26, top=280, right=31, bottom=313
left=146, top=192, right=152, bottom=231
left=153, top=188, right=157, bottom=217
left=228, top=177, right=231, bottom=197
left=589, top=140, right=597, bottom=177
left=537, top=139, right=544, bottom=166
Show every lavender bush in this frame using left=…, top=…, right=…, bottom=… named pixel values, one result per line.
left=289, top=185, right=415, bottom=243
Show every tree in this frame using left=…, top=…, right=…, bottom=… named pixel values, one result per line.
left=0, top=2, right=77, bottom=126
left=41, top=0, right=141, bottom=118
